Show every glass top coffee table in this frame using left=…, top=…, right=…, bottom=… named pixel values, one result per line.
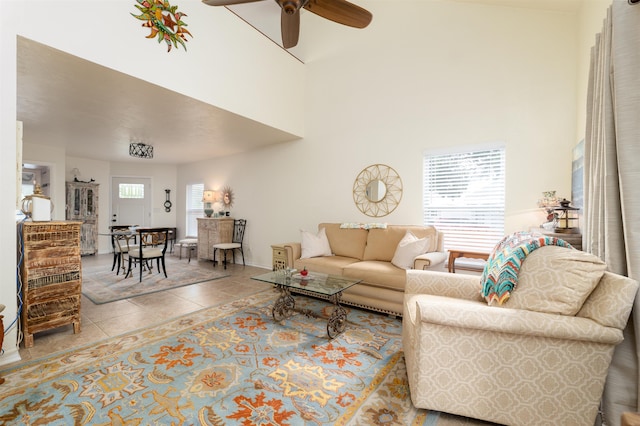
left=252, top=270, right=361, bottom=338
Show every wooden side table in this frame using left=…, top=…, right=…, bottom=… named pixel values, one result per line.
left=448, top=249, right=489, bottom=273
left=531, top=227, right=582, bottom=250
left=271, top=245, right=289, bottom=271
left=622, top=412, right=640, bottom=426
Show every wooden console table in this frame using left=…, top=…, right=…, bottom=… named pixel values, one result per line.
left=448, top=249, right=490, bottom=273
left=196, top=218, right=234, bottom=261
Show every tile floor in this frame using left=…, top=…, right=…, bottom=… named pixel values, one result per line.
left=9, top=253, right=270, bottom=368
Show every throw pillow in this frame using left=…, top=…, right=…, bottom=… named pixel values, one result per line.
left=391, top=231, right=430, bottom=270
left=300, top=227, right=332, bottom=259
left=507, top=245, right=606, bottom=315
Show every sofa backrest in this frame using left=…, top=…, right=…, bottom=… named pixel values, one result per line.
left=363, top=225, right=440, bottom=262
left=318, top=223, right=368, bottom=260
left=318, top=223, right=443, bottom=262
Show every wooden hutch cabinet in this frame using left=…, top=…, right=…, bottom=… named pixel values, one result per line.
left=197, top=217, right=234, bottom=260
left=66, top=181, right=99, bottom=255
left=18, top=221, right=83, bottom=348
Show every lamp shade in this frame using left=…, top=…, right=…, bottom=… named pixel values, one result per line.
left=202, top=190, right=216, bottom=202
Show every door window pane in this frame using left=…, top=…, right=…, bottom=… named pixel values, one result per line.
left=119, top=184, right=145, bottom=199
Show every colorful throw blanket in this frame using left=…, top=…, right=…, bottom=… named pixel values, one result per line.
left=480, top=231, right=572, bottom=305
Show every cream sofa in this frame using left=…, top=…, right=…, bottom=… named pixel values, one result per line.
left=277, top=223, right=446, bottom=315
left=402, top=245, right=639, bottom=425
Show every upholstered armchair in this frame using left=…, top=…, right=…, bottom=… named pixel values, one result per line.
left=402, top=245, right=638, bottom=426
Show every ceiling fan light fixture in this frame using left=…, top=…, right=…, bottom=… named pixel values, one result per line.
left=129, top=142, right=154, bottom=159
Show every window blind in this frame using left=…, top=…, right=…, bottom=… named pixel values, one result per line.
left=186, top=183, right=204, bottom=236
left=423, top=147, right=505, bottom=252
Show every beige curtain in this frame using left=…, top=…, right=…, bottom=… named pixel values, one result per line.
left=585, top=2, right=640, bottom=425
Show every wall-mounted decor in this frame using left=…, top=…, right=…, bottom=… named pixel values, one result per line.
left=221, top=185, right=234, bottom=210
left=164, top=189, right=172, bottom=212
left=571, top=140, right=584, bottom=210
left=131, top=0, right=192, bottom=52
left=353, top=164, right=403, bottom=217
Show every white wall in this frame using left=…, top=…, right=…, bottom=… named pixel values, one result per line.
left=179, top=1, right=586, bottom=269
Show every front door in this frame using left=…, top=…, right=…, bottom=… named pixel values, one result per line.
left=110, top=177, right=151, bottom=228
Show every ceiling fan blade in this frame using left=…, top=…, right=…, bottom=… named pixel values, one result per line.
left=303, top=0, right=372, bottom=29
left=281, top=8, right=300, bottom=48
left=202, top=0, right=263, bottom=6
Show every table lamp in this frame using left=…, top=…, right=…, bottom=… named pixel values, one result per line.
left=202, top=190, right=215, bottom=217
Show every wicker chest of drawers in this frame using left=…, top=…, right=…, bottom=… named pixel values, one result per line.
left=18, top=221, right=83, bottom=348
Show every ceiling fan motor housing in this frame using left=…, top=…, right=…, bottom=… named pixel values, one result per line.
left=276, top=0, right=308, bottom=14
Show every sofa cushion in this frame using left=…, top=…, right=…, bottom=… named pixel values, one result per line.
left=364, top=225, right=438, bottom=261
left=300, top=227, right=332, bottom=259
left=507, top=245, right=606, bottom=315
left=319, top=223, right=368, bottom=260
left=391, top=231, right=431, bottom=270
left=343, top=261, right=406, bottom=291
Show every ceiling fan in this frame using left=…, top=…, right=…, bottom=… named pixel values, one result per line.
left=202, top=0, right=372, bottom=49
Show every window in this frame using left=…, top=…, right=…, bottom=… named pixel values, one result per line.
left=119, top=183, right=144, bottom=198
left=423, top=146, right=505, bottom=252
left=186, top=183, right=204, bottom=236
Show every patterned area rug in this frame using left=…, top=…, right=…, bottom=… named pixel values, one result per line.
left=0, top=290, right=465, bottom=425
left=81, top=256, right=229, bottom=304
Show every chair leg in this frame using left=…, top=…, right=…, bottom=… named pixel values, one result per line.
left=240, top=249, right=245, bottom=266
left=161, top=257, right=167, bottom=278
left=125, top=258, right=132, bottom=279
left=223, top=249, right=228, bottom=270
left=112, top=253, right=117, bottom=271
left=139, top=259, right=143, bottom=282
left=212, top=248, right=217, bottom=268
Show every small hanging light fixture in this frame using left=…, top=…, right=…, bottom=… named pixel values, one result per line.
left=129, top=141, right=154, bottom=159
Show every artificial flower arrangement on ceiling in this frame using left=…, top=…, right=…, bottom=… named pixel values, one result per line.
left=131, top=0, right=192, bottom=52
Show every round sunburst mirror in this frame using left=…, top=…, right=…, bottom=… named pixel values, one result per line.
left=353, top=164, right=403, bottom=217
left=221, top=185, right=234, bottom=209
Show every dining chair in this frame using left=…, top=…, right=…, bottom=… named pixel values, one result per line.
left=110, top=225, right=138, bottom=275
left=213, top=219, right=247, bottom=269
left=125, top=227, right=170, bottom=282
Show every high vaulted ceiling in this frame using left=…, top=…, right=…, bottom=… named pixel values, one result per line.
left=16, top=0, right=581, bottom=165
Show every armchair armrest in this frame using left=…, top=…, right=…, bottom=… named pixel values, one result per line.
left=411, top=295, right=623, bottom=345
left=406, top=269, right=483, bottom=302
left=413, top=251, right=447, bottom=270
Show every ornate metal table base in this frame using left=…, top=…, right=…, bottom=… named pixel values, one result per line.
left=272, top=285, right=347, bottom=339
